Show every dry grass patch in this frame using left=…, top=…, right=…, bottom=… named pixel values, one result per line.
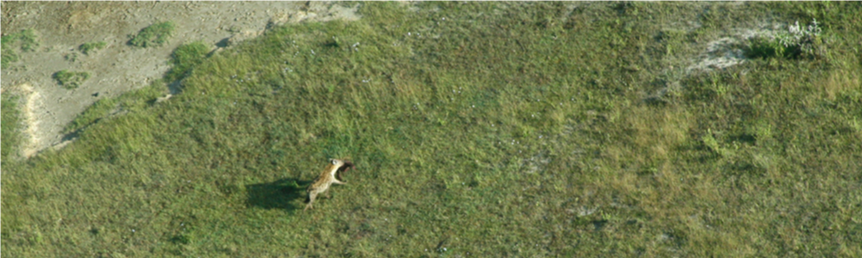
left=624, top=105, right=693, bottom=162
left=821, top=69, right=860, bottom=100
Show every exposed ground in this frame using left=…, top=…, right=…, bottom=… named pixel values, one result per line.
left=2, top=1, right=358, bottom=158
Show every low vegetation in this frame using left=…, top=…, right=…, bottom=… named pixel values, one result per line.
left=128, top=21, right=175, bottom=48
left=6, top=28, right=39, bottom=51
left=63, top=52, right=78, bottom=62
left=1, top=29, right=39, bottom=68
left=62, top=97, right=118, bottom=135
left=79, top=41, right=107, bottom=55
left=1, top=94, right=22, bottom=162
left=52, top=70, right=91, bottom=90
left=63, top=81, right=165, bottom=135
left=1, top=44, right=19, bottom=69
left=166, top=41, right=210, bottom=82
left=2, top=2, right=861, bottom=257
left=746, top=19, right=826, bottom=59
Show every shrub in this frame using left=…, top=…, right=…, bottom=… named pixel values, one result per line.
left=64, top=53, right=78, bottom=62
left=79, top=41, right=107, bottom=55
left=129, top=21, right=175, bottom=48
left=167, top=41, right=210, bottom=81
left=16, top=29, right=39, bottom=52
left=746, top=19, right=825, bottom=59
left=53, top=70, right=91, bottom=89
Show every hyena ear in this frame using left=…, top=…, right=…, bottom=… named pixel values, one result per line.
left=331, top=159, right=337, bottom=165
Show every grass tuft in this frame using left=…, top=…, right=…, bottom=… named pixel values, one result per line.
left=166, top=41, right=210, bottom=82
left=128, top=21, right=175, bottom=48
left=1, top=29, right=39, bottom=68
left=1, top=47, right=18, bottom=69
left=52, top=70, right=90, bottom=89
left=79, top=41, right=107, bottom=55
left=13, top=29, right=39, bottom=51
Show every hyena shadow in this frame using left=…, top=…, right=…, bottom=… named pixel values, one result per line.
left=245, top=178, right=310, bottom=211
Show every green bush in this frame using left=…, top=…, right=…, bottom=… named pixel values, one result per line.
left=745, top=19, right=824, bottom=59
left=128, top=21, right=175, bottom=48
left=17, top=29, right=39, bottom=51
left=746, top=36, right=788, bottom=59
left=79, top=41, right=107, bottom=55
left=64, top=53, right=78, bottom=62
left=166, top=41, right=210, bottom=81
left=53, top=70, right=91, bottom=89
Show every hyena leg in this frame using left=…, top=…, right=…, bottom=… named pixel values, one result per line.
left=304, top=192, right=318, bottom=211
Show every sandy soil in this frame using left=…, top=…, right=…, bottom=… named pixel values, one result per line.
left=1, top=1, right=359, bottom=158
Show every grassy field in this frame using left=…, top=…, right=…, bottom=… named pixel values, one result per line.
left=3, top=2, right=862, bottom=257
left=2, top=94, right=22, bottom=163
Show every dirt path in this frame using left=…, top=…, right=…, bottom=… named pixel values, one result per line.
left=1, top=1, right=359, bottom=158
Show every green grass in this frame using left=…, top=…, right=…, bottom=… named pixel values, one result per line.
left=64, top=80, right=166, bottom=135
left=2, top=94, right=22, bottom=162
left=166, top=41, right=210, bottom=82
left=52, top=70, right=91, bottom=90
left=1, top=29, right=39, bottom=68
left=3, top=2, right=862, bottom=257
left=745, top=20, right=825, bottom=60
left=129, top=21, right=175, bottom=48
left=79, top=41, right=107, bottom=55
left=63, top=97, right=118, bottom=134
left=1, top=47, right=18, bottom=69
left=12, top=29, right=39, bottom=52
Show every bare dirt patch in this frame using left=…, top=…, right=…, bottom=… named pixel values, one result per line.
left=685, top=20, right=784, bottom=74
left=1, top=1, right=358, bottom=158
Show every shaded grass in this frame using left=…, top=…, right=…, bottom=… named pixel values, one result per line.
left=2, top=2, right=862, bottom=257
